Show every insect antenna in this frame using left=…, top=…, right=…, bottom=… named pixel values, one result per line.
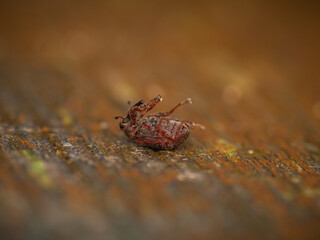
left=115, top=116, right=124, bottom=120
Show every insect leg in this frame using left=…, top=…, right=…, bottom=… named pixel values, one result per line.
left=184, top=121, right=205, bottom=130
left=155, top=98, right=192, bottom=117
left=155, top=118, right=165, bottom=131
left=138, top=95, right=162, bottom=120
left=177, top=120, right=205, bottom=133
left=142, top=123, right=153, bottom=131
left=168, top=98, right=192, bottom=114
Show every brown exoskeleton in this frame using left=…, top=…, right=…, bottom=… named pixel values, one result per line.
left=115, top=95, right=205, bottom=150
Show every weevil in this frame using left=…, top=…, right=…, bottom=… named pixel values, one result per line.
left=115, top=95, right=205, bottom=150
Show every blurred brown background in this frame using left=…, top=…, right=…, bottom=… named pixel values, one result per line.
left=0, top=1, right=319, bottom=240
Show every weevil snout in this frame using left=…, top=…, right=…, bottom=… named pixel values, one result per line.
left=115, top=115, right=131, bottom=129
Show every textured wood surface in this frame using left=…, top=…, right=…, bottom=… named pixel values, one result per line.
left=0, top=1, right=319, bottom=240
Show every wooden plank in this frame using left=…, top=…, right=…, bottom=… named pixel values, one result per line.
left=0, top=1, right=319, bottom=239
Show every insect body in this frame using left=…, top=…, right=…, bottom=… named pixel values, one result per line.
left=115, top=95, right=205, bottom=150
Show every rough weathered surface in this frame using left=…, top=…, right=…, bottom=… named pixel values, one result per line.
left=0, top=1, right=319, bottom=240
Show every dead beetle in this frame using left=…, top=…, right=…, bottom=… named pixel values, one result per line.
left=115, top=95, right=205, bottom=150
